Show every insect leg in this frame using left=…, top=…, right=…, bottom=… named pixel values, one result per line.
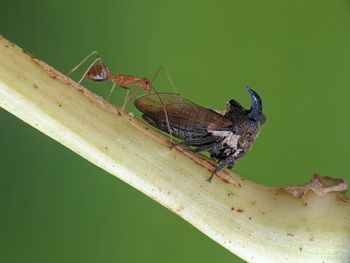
left=181, top=136, right=219, bottom=146
left=207, top=155, right=235, bottom=182
left=122, top=89, right=131, bottom=111
left=193, top=141, right=220, bottom=153
left=77, top=57, right=103, bottom=84
left=67, top=51, right=107, bottom=94
left=106, top=83, right=116, bottom=101
left=67, top=50, right=102, bottom=77
left=141, top=114, right=156, bottom=126
left=151, top=65, right=179, bottom=94
left=122, top=85, right=143, bottom=111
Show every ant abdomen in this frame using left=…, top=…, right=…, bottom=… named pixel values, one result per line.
left=86, top=64, right=111, bottom=82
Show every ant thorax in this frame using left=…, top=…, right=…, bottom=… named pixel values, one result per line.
left=110, top=74, right=142, bottom=89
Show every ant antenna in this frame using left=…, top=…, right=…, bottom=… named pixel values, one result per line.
left=152, top=66, right=179, bottom=94
left=150, top=84, right=174, bottom=143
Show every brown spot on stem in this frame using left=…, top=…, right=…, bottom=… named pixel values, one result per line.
left=175, top=206, right=183, bottom=213
left=337, top=195, right=350, bottom=203
left=227, top=192, right=234, bottom=197
left=236, top=208, right=244, bottom=213
left=287, top=233, right=294, bottom=237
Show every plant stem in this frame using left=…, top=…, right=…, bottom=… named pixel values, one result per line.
left=0, top=35, right=349, bottom=263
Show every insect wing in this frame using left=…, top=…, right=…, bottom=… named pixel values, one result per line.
left=134, top=93, right=233, bottom=132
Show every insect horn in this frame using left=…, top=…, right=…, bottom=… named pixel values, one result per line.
left=246, top=87, right=263, bottom=122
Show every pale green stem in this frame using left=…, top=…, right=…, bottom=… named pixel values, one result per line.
left=0, top=35, right=349, bottom=263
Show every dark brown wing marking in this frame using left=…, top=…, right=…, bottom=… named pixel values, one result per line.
left=134, top=93, right=233, bottom=132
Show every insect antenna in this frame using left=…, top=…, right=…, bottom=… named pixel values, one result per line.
left=152, top=65, right=179, bottom=94
left=148, top=83, right=175, bottom=143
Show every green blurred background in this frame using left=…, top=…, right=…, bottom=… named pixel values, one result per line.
left=1, top=1, right=350, bottom=262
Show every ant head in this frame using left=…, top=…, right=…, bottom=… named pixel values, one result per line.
left=141, top=78, right=153, bottom=93
left=86, top=64, right=111, bottom=82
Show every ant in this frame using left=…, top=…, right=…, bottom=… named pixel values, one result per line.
left=67, top=51, right=177, bottom=142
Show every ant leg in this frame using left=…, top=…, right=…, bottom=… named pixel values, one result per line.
left=106, top=83, right=116, bottom=101
left=123, top=87, right=139, bottom=111
left=67, top=51, right=105, bottom=95
left=77, top=57, right=103, bottom=84
left=151, top=65, right=179, bottom=94
left=121, top=87, right=139, bottom=112
left=122, top=89, right=130, bottom=112
left=68, top=58, right=102, bottom=95
left=67, top=50, right=102, bottom=76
